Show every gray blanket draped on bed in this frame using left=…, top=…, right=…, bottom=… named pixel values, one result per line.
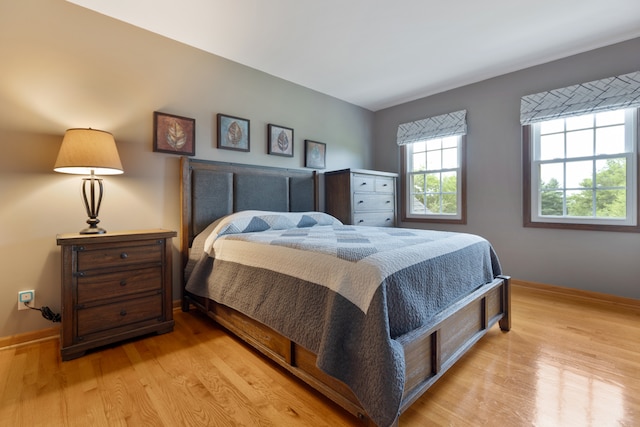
left=185, top=216, right=501, bottom=427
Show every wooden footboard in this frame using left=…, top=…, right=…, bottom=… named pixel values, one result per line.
left=183, top=275, right=511, bottom=426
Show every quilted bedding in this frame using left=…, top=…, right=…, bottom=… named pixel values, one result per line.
left=185, top=211, right=501, bottom=426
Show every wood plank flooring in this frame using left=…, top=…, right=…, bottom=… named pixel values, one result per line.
left=0, top=283, right=638, bottom=426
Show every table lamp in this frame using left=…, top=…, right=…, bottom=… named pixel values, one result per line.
left=54, top=128, right=124, bottom=234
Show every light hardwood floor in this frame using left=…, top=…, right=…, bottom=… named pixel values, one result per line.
left=1, top=283, right=638, bottom=426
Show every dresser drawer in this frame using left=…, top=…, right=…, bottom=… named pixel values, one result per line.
left=353, top=212, right=395, bottom=227
left=353, top=175, right=375, bottom=192
left=353, top=193, right=395, bottom=212
left=77, top=294, right=163, bottom=337
left=77, top=240, right=162, bottom=271
left=77, top=266, right=162, bottom=305
left=375, top=177, right=395, bottom=193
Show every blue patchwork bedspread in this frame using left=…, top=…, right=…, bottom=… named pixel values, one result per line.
left=185, top=211, right=501, bottom=426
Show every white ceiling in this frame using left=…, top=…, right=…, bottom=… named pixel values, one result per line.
left=67, top=0, right=640, bottom=111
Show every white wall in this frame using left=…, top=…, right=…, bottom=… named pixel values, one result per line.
left=0, top=0, right=373, bottom=337
left=373, top=38, right=640, bottom=299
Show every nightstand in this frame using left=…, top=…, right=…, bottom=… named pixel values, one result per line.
left=56, top=229, right=177, bottom=361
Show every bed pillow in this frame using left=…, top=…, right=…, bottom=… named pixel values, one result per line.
left=203, top=210, right=342, bottom=255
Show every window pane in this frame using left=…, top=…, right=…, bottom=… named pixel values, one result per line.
left=565, top=161, right=593, bottom=188
left=595, top=158, right=626, bottom=188
left=425, top=139, right=441, bottom=151
left=410, top=194, right=426, bottom=214
left=566, top=189, right=593, bottom=216
left=442, top=136, right=458, bottom=148
left=595, top=125, right=625, bottom=155
left=426, top=151, right=441, bottom=171
left=540, top=119, right=564, bottom=134
left=410, top=173, right=425, bottom=193
left=540, top=190, right=564, bottom=216
left=412, top=141, right=426, bottom=152
left=596, top=110, right=625, bottom=127
left=425, top=194, right=440, bottom=213
left=540, top=163, right=564, bottom=188
left=539, top=133, right=564, bottom=160
left=442, top=147, right=457, bottom=169
left=442, top=193, right=457, bottom=214
left=426, top=173, right=440, bottom=192
left=566, top=114, right=593, bottom=131
left=566, top=129, right=593, bottom=158
left=442, top=171, right=457, bottom=192
left=412, top=152, right=426, bottom=172
left=595, top=189, right=626, bottom=218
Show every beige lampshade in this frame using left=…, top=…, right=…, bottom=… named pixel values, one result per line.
left=54, top=128, right=124, bottom=175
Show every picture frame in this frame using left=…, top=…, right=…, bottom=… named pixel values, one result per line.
left=153, top=111, right=195, bottom=156
left=267, top=124, right=294, bottom=157
left=304, top=140, right=326, bottom=169
left=217, top=113, right=250, bottom=152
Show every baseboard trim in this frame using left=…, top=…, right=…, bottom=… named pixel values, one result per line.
left=2, top=287, right=637, bottom=350
left=512, top=279, right=640, bottom=309
left=0, top=326, right=59, bottom=351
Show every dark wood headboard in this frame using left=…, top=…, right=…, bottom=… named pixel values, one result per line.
left=180, top=157, right=318, bottom=269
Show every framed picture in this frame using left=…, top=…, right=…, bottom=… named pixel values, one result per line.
left=153, top=111, right=195, bottom=156
left=267, top=124, right=294, bottom=157
left=304, top=140, right=326, bottom=169
left=217, top=113, right=250, bottom=152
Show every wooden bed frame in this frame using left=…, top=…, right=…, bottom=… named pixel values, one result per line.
left=180, top=157, right=511, bottom=426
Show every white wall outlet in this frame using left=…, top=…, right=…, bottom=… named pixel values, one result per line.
left=18, top=290, right=34, bottom=311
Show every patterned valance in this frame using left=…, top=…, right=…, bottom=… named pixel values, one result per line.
left=396, top=110, right=467, bottom=146
left=520, top=71, right=640, bottom=125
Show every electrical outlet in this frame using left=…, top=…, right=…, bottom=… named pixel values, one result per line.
left=18, top=290, right=34, bottom=311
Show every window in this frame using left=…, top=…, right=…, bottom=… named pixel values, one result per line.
left=524, top=108, right=638, bottom=231
left=402, top=135, right=466, bottom=223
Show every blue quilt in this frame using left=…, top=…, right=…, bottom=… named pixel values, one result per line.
left=185, top=211, right=501, bottom=426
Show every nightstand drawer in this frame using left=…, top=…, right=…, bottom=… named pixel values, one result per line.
left=77, top=266, right=162, bottom=305
left=353, top=193, right=395, bottom=212
left=77, top=240, right=162, bottom=271
left=77, top=294, right=163, bottom=337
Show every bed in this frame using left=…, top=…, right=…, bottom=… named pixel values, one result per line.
left=180, top=157, right=510, bottom=427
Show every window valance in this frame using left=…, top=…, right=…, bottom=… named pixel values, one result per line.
left=396, top=109, right=467, bottom=146
left=520, top=71, right=640, bottom=125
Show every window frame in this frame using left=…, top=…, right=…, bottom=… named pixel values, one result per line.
left=523, top=108, right=640, bottom=232
left=401, top=135, right=467, bottom=224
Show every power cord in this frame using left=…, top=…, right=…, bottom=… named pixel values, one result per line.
left=24, top=302, right=61, bottom=323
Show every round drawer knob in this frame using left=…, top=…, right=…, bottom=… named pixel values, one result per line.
left=120, top=252, right=128, bottom=259
left=120, top=280, right=127, bottom=286
left=120, top=310, right=127, bottom=316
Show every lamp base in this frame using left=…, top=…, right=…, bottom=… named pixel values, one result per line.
left=79, top=227, right=106, bottom=235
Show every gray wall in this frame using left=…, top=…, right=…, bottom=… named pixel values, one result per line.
left=0, top=0, right=373, bottom=337
left=373, top=37, right=640, bottom=299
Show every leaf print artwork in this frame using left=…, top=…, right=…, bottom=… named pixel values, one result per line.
left=166, top=120, right=186, bottom=149
left=226, top=121, right=243, bottom=146
left=277, top=130, right=289, bottom=152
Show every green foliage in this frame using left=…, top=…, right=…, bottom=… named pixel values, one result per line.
left=540, top=158, right=627, bottom=218
left=411, top=173, right=457, bottom=214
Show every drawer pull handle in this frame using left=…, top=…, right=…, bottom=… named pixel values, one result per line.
left=360, top=182, right=367, bottom=186
left=358, top=200, right=364, bottom=204
left=120, top=280, right=127, bottom=286
left=120, top=310, right=127, bottom=316
left=386, top=200, right=391, bottom=203
left=120, top=252, right=128, bottom=259
left=358, top=219, right=364, bottom=223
